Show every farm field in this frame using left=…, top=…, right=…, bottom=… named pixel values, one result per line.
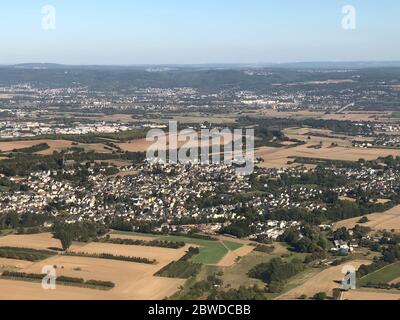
left=342, top=289, right=400, bottom=300
left=70, top=242, right=190, bottom=266
left=218, top=250, right=281, bottom=289
left=0, top=233, right=84, bottom=251
left=111, top=231, right=251, bottom=265
left=0, top=139, right=113, bottom=155
left=118, top=139, right=151, bottom=152
left=283, top=127, right=373, bottom=147
left=0, top=140, right=74, bottom=154
left=255, top=144, right=400, bottom=169
left=0, top=257, right=33, bottom=270
left=277, top=260, right=370, bottom=300
left=186, top=244, right=311, bottom=299
left=117, top=132, right=235, bottom=154
left=0, top=233, right=189, bottom=300
left=161, top=114, right=237, bottom=124
left=174, top=248, right=281, bottom=300
left=334, top=204, right=400, bottom=232
left=20, top=254, right=185, bottom=300
left=256, top=110, right=392, bottom=123
left=159, top=236, right=227, bottom=265
left=0, top=279, right=111, bottom=300
left=358, top=262, right=400, bottom=287
left=112, top=231, right=226, bottom=265
left=222, top=241, right=243, bottom=251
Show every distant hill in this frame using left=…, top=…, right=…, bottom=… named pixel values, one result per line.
left=0, top=62, right=400, bottom=92
left=7, top=61, right=400, bottom=71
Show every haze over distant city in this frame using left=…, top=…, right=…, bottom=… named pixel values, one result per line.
left=1, top=0, right=399, bottom=65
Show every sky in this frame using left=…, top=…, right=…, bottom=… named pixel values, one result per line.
left=0, top=0, right=399, bottom=65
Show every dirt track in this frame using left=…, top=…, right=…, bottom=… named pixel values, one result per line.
left=217, top=245, right=255, bottom=267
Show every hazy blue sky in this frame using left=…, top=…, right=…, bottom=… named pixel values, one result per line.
left=0, top=0, right=399, bottom=64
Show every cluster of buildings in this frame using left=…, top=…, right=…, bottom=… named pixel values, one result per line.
left=1, top=155, right=398, bottom=240
left=0, top=121, right=134, bottom=139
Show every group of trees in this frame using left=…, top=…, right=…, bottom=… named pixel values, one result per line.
left=248, top=258, right=306, bottom=293
left=239, top=117, right=374, bottom=136
left=64, top=251, right=156, bottom=264
left=219, top=220, right=254, bottom=238
left=264, top=199, right=393, bottom=226
left=358, top=233, right=400, bottom=279
left=208, top=285, right=268, bottom=300
left=0, top=247, right=56, bottom=262
left=12, top=143, right=50, bottom=154
left=0, top=212, right=51, bottom=230
left=53, top=222, right=109, bottom=250
left=1, top=271, right=114, bottom=289
left=332, top=225, right=371, bottom=242
left=280, top=225, right=330, bottom=254
left=155, top=247, right=201, bottom=279
left=98, top=236, right=186, bottom=249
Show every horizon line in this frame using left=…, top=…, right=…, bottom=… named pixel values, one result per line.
left=2, top=60, right=400, bottom=68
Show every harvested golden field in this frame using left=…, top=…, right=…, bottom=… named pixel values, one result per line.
left=0, top=236, right=189, bottom=300
left=0, top=233, right=83, bottom=251
left=0, top=139, right=113, bottom=155
left=165, top=115, right=237, bottom=124
left=334, top=204, right=400, bottom=232
left=256, top=109, right=391, bottom=123
left=342, top=290, right=400, bottom=300
left=70, top=242, right=190, bottom=266
left=217, top=245, right=255, bottom=267
left=320, top=112, right=391, bottom=122
left=118, top=139, right=151, bottom=152
left=0, top=258, right=33, bottom=270
left=258, top=110, right=326, bottom=119
left=256, top=144, right=400, bottom=169
left=20, top=254, right=185, bottom=300
left=0, top=279, right=111, bottom=300
left=0, top=140, right=74, bottom=154
left=118, top=132, right=234, bottom=153
left=277, top=260, right=370, bottom=300
left=283, top=127, right=372, bottom=147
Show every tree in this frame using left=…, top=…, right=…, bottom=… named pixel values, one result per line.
left=268, top=281, right=284, bottom=293
left=313, top=292, right=327, bottom=300
left=358, top=216, right=369, bottom=224
left=58, top=231, right=72, bottom=251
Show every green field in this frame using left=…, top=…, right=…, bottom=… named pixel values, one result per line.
left=158, top=235, right=228, bottom=265
left=358, top=262, right=400, bottom=287
left=112, top=231, right=230, bottom=265
left=391, top=111, right=400, bottom=118
left=222, top=241, right=243, bottom=251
